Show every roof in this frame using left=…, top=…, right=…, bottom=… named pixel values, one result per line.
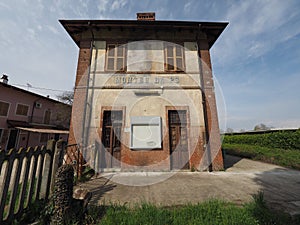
left=16, top=127, right=69, bottom=134
left=7, top=120, right=69, bottom=130
left=60, top=19, right=228, bottom=49
left=0, top=82, right=71, bottom=106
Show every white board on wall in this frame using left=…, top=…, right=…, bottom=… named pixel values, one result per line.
left=130, top=116, right=162, bottom=149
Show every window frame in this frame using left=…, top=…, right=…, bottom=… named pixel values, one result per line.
left=164, top=43, right=185, bottom=72
left=43, top=109, right=51, bottom=125
left=0, top=101, right=10, bottom=117
left=105, top=43, right=127, bottom=72
left=15, top=103, right=30, bottom=116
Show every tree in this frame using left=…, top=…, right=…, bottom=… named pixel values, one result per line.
left=226, top=128, right=234, bottom=134
left=57, top=90, right=74, bottom=105
left=254, top=123, right=271, bottom=131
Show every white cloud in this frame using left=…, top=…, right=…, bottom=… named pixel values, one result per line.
left=47, top=25, right=59, bottom=35
left=26, top=28, right=36, bottom=41
left=97, top=0, right=110, bottom=13
left=111, top=0, right=127, bottom=11
left=212, top=0, right=300, bottom=65
left=183, top=1, right=192, bottom=15
left=0, top=2, right=10, bottom=9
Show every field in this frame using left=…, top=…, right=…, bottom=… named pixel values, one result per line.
left=222, top=129, right=300, bottom=170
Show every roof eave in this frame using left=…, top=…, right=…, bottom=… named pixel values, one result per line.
left=59, top=19, right=228, bottom=49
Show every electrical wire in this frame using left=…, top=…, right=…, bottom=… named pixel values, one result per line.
left=12, top=83, right=73, bottom=93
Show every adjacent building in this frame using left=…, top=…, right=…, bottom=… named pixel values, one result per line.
left=61, top=13, right=227, bottom=171
left=0, top=75, right=71, bottom=151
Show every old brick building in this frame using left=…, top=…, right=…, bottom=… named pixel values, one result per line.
left=61, top=13, right=227, bottom=172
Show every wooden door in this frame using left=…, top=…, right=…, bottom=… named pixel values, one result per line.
left=168, top=110, right=189, bottom=170
left=102, top=111, right=123, bottom=168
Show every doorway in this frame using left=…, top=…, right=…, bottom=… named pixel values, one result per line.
left=168, top=110, right=189, bottom=170
left=101, top=110, right=123, bottom=168
left=7, top=129, right=19, bottom=150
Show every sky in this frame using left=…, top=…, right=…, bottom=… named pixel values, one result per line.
left=0, top=0, right=299, bottom=131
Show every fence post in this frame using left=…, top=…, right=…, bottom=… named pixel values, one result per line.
left=49, top=139, right=65, bottom=196
left=45, top=140, right=55, bottom=197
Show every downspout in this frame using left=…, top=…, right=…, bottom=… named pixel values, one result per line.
left=81, top=21, right=95, bottom=157
left=26, top=97, right=41, bottom=148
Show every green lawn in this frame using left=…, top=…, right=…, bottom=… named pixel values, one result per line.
left=222, top=143, right=300, bottom=170
left=84, top=193, right=299, bottom=225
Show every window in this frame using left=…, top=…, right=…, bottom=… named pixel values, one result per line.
left=164, top=44, right=185, bottom=71
left=44, top=110, right=51, bottom=124
left=106, top=44, right=126, bottom=71
left=0, top=101, right=9, bottom=117
left=40, top=133, right=48, bottom=143
left=102, top=110, right=123, bottom=148
left=16, top=104, right=29, bottom=116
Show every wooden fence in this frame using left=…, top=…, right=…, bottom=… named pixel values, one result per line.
left=65, top=144, right=84, bottom=178
left=0, top=139, right=65, bottom=225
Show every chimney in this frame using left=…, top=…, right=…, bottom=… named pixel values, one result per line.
left=137, top=12, right=155, bottom=21
left=0, top=74, right=8, bottom=84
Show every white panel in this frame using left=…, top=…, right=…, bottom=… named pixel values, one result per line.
left=127, top=41, right=164, bottom=72
left=184, top=42, right=199, bottom=73
left=94, top=41, right=106, bottom=72
left=130, top=116, right=162, bottom=149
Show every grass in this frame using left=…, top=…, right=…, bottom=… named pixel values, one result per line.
left=97, top=202, right=256, bottom=225
left=222, top=143, right=300, bottom=170
left=14, top=192, right=300, bottom=225
left=83, top=193, right=299, bottom=225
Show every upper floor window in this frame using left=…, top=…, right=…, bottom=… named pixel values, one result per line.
left=16, top=104, right=29, bottom=116
left=44, top=110, right=51, bottom=124
left=106, top=44, right=126, bottom=71
left=0, top=101, right=9, bottom=117
left=164, top=44, right=185, bottom=72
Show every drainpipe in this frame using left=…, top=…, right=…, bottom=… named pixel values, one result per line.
left=26, top=97, right=41, bottom=148
left=81, top=22, right=95, bottom=160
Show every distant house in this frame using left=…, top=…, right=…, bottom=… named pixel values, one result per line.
left=61, top=13, right=227, bottom=171
left=0, top=75, right=71, bottom=151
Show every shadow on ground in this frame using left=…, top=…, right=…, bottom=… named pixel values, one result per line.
left=252, top=167, right=300, bottom=217
left=223, top=153, right=242, bottom=169
left=82, top=175, right=117, bottom=205
left=224, top=154, right=300, bottom=217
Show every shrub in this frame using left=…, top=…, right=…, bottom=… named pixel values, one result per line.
left=223, top=130, right=300, bottom=150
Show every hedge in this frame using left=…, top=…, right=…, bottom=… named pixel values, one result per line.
left=223, top=130, right=300, bottom=150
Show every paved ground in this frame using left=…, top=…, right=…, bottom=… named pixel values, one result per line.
left=76, top=155, right=300, bottom=216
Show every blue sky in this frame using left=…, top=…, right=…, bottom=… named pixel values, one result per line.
left=0, top=0, right=299, bottom=131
